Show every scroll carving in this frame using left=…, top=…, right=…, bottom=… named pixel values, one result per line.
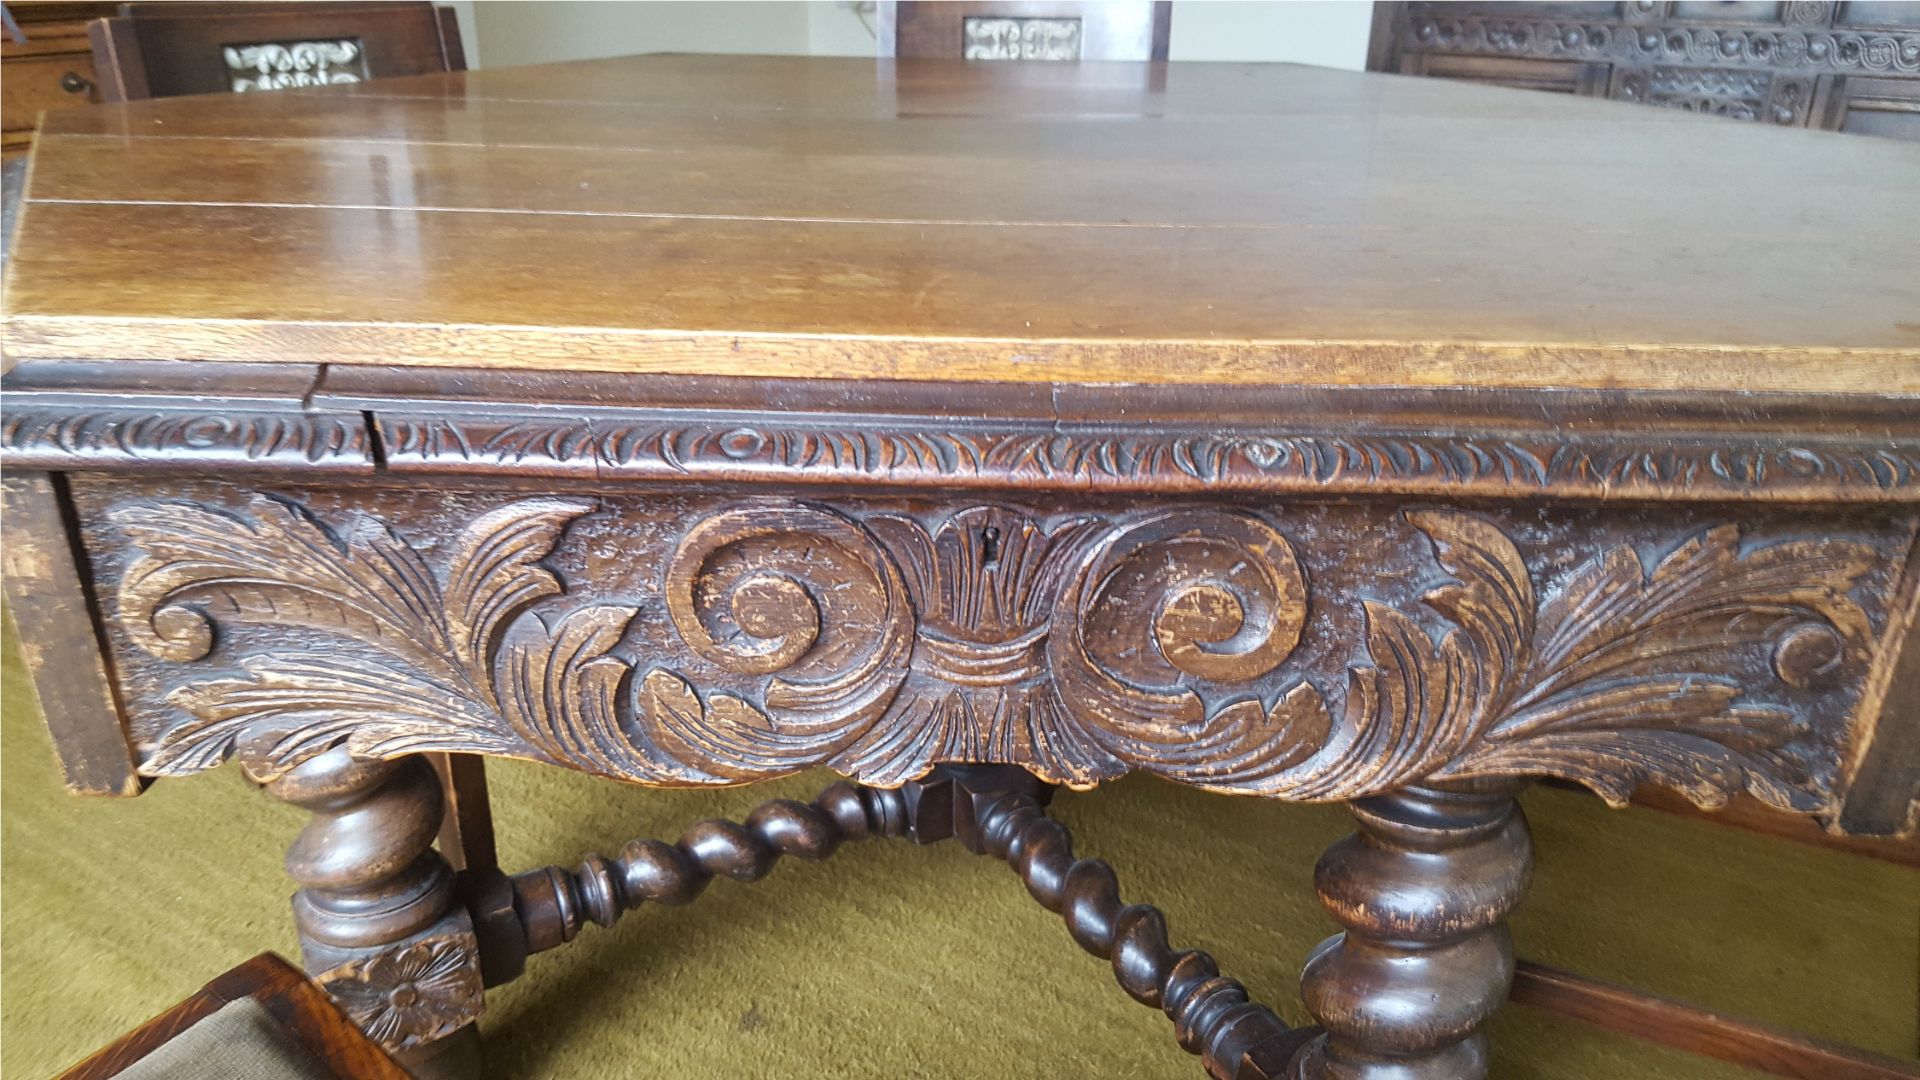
left=113, top=494, right=1878, bottom=813
left=963, top=17, right=1083, bottom=60
left=225, top=39, right=368, bottom=92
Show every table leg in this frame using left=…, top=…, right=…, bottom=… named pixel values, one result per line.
left=258, top=747, right=486, bottom=1079
left=1290, top=783, right=1533, bottom=1080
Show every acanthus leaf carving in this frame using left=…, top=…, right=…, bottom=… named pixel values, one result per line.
left=120, top=495, right=621, bottom=779
left=1430, top=520, right=1872, bottom=811
left=115, top=494, right=1878, bottom=814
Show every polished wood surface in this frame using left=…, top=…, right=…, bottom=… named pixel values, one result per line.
left=4, top=54, right=1918, bottom=1080
left=4, top=54, right=1918, bottom=390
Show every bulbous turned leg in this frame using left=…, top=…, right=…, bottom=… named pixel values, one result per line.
left=259, top=748, right=485, bottom=1079
left=1290, top=783, right=1532, bottom=1080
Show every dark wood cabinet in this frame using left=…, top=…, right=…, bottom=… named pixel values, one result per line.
left=0, top=2, right=118, bottom=161
left=1370, top=1, right=1920, bottom=139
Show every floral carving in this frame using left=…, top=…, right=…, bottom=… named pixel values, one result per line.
left=114, top=495, right=1875, bottom=812
left=316, top=937, right=483, bottom=1049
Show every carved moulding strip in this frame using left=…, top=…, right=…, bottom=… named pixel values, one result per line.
left=373, top=413, right=1920, bottom=502
left=0, top=405, right=373, bottom=473
left=1401, top=10, right=1920, bottom=74
left=4, top=389, right=1913, bottom=500
left=111, top=494, right=1879, bottom=815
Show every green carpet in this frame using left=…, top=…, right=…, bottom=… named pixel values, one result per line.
left=3, top=611, right=1915, bottom=1079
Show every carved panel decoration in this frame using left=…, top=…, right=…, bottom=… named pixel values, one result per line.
left=1640, top=65, right=1772, bottom=116
left=1400, top=11, right=1920, bottom=74
left=1378, top=1, right=1920, bottom=136
left=224, top=39, right=368, bottom=92
left=962, top=17, right=1083, bottom=60
left=85, top=482, right=1906, bottom=815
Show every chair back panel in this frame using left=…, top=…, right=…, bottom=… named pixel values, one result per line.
left=883, top=2, right=1171, bottom=61
left=89, top=1, right=461, bottom=102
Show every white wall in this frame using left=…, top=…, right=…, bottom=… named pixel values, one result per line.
left=444, top=0, right=484, bottom=65
left=1170, top=1, right=1371, bottom=66
left=468, top=1, right=1374, bottom=70
left=475, top=2, right=814, bottom=69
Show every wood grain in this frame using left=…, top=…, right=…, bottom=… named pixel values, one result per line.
left=0, top=471, right=138, bottom=795
left=4, top=55, right=1916, bottom=390
left=1510, top=961, right=1920, bottom=1080
left=73, top=480, right=1908, bottom=825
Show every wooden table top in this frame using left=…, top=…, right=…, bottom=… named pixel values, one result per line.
left=3, top=54, right=1917, bottom=394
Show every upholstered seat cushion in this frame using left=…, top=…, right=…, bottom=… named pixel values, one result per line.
left=114, top=998, right=334, bottom=1080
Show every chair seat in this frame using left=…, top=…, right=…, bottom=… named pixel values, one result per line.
left=114, top=998, right=337, bottom=1080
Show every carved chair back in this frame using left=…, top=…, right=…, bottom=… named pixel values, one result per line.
left=86, top=1, right=463, bottom=103
left=881, top=1, right=1171, bottom=61
left=1367, top=0, right=1920, bottom=141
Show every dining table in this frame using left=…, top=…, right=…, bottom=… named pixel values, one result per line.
left=2, top=52, right=1917, bottom=1080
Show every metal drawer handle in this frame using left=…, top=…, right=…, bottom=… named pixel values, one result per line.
left=59, top=71, right=92, bottom=95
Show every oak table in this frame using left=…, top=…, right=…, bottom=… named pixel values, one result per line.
left=3, top=54, right=1917, bottom=1080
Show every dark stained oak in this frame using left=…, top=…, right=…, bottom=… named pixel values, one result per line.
left=258, top=746, right=482, bottom=1077
left=4, top=55, right=1918, bottom=390
left=2, top=54, right=1917, bottom=1080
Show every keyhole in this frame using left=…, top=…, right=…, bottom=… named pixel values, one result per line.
left=980, top=526, right=1001, bottom=568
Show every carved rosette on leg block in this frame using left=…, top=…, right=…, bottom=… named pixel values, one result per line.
left=257, top=747, right=484, bottom=1077
left=1291, top=783, right=1532, bottom=1080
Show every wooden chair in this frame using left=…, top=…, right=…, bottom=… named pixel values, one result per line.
left=86, top=0, right=462, bottom=103
left=57, top=953, right=410, bottom=1080
left=1367, top=1, right=1920, bottom=141
left=881, top=1, right=1170, bottom=61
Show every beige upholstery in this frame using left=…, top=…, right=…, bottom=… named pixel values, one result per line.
left=114, top=998, right=334, bottom=1080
